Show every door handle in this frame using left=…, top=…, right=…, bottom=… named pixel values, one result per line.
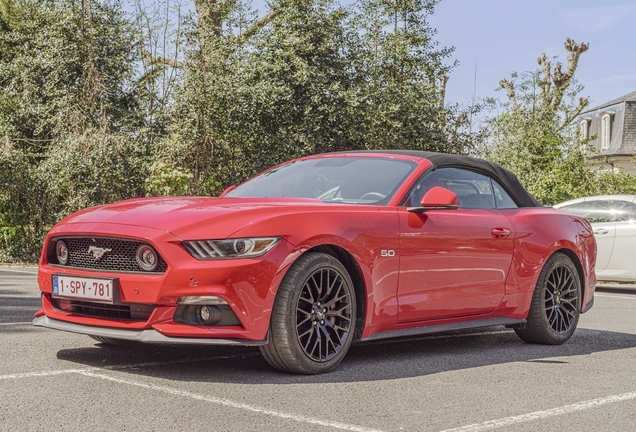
left=594, top=228, right=609, bottom=235
left=491, top=228, right=511, bottom=238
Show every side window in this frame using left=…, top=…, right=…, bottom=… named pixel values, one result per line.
left=557, top=201, right=616, bottom=223
left=605, top=200, right=636, bottom=222
left=407, top=168, right=496, bottom=209
left=492, top=180, right=518, bottom=209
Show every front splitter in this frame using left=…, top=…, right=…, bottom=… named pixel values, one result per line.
left=32, top=315, right=267, bottom=346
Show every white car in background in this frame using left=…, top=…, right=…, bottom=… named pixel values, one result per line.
left=555, top=195, right=636, bottom=282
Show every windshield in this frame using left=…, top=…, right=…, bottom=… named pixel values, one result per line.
left=226, top=157, right=417, bottom=205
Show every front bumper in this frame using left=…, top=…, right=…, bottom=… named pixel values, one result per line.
left=32, top=315, right=267, bottom=345
left=36, top=222, right=300, bottom=342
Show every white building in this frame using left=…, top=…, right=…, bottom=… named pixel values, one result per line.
left=580, top=90, right=636, bottom=174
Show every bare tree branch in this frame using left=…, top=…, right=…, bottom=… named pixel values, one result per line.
left=141, top=48, right=183, bottom=69
left=561, top=96, right=590, bottom=128
left=239, top=9, right=279, bottom=40
left=194, top=0, right=237, bottom=37
left=551, top=38, right=589, bottom=109
left=499, top=78, right=518, bottom=108
left=563, top=38, right=589, bottom=81
left=537, top=53, right=551, bottom=105
left=439, top=75, right=449, bottom=106
left=454, top=112, right=467, bottom=135
left=149, top=56, right=183, bottom=69
left=193, top=0, right=279, bottom=62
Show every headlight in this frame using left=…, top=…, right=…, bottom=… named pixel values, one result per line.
left=182, top=237, right=281, bottom=260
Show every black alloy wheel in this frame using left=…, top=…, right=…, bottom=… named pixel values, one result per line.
left=515, top=252, right=582, bottom=345
left=295, top=267, right=353, bottom=362
left=544, top=264, right=579, bottom=334
left=259, top=252, right=357, bottom=374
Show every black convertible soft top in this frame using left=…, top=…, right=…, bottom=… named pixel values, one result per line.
left=338, top=150, right=542, bottom=208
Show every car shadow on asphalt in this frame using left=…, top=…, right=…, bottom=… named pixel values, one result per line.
left=55, top=326, right=636, bottom=384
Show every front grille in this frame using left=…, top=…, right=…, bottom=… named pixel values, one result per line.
left=53, top=298, right=156, bottom=321
left=48, top=237, right=167, bottom=273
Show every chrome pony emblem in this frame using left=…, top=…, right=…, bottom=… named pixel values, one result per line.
left=88, top=246, right=112, bottom=260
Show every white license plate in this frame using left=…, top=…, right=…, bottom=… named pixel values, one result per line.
left=52, top=275, right=114, bottom=302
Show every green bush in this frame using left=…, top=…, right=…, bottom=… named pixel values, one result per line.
left=0, top=148, right=45, bottom=262
left=0, top=0, right=475, bottom=262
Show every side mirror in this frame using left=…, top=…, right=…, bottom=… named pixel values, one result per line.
left=219, top=185, right=236, bottom=197
left=407, top=186, right=459, bottom=213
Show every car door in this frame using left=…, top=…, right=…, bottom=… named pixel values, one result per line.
left=556, top=200, right=616, bottom=271
left=397, top=168, right=515, bottom=323
left=603, top=200, right=636, bottom=279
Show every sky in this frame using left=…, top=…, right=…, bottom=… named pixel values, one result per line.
left=245, top=0, right=636, bottom=112
left=427, top=0, right=636, bottom=110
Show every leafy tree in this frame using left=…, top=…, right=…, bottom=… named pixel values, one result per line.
left=0, top=0, right=139, bottom=147
left=159, top=0, right=465, bottom=195
left=0, top=0, right=147, bottom=261
left=350, top=0, right=457, bottom=151
left=130, top=0, right=187, bottom=138
left=0, top=0, right=473, bottom=261
left=481, top=38, right=636, bottom=205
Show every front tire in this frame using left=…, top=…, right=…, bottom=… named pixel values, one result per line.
left=515, top=253, right=581, bottom=345
left=260, top=252, right=357, bottom=374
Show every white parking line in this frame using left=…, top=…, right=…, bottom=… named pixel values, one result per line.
left=1, top=359, right=382, bottom=431
left=76, top=370, right=385, bottom=432
left=0, top=369, right=86, bottom=380
left=0, top=322, right=32, bottom=326
left=0, top=352, right=261, bottom=381
left=595, top=293, right=636, bottom=300
left=439, top=390, right=636, bottom=432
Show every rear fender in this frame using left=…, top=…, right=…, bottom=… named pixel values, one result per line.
left=501, top=209, right=596, bottom=311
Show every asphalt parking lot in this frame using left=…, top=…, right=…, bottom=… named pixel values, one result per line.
left=3, top=267, right=636, bottom=431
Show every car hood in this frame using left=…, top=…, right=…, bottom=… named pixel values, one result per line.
left=58, top=197, right=326, bottom=239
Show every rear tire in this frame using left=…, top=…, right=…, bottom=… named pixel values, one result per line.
left=515, top=253, right=581, bottom=345
left=259, top=252, right=357, bottom=374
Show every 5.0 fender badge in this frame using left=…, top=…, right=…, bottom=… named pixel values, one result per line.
left=88, top=246, right=112, bottom=260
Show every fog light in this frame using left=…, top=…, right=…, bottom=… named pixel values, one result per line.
left=56, top=240, right=69, bottom=265
left=199, top=305, right=210, bottom=322
left=196, top=305, right=222, bottom=325
left=135, top=245, right=158, bottom=272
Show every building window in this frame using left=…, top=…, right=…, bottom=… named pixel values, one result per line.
left=579, top=119, right=591, bottom=151
left=601, top=113, right=613, bottom=151
left=580, top=120, right=588, bottom=140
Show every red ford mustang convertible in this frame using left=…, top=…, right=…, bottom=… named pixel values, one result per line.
left=34, top=151, right=597, bottom=374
